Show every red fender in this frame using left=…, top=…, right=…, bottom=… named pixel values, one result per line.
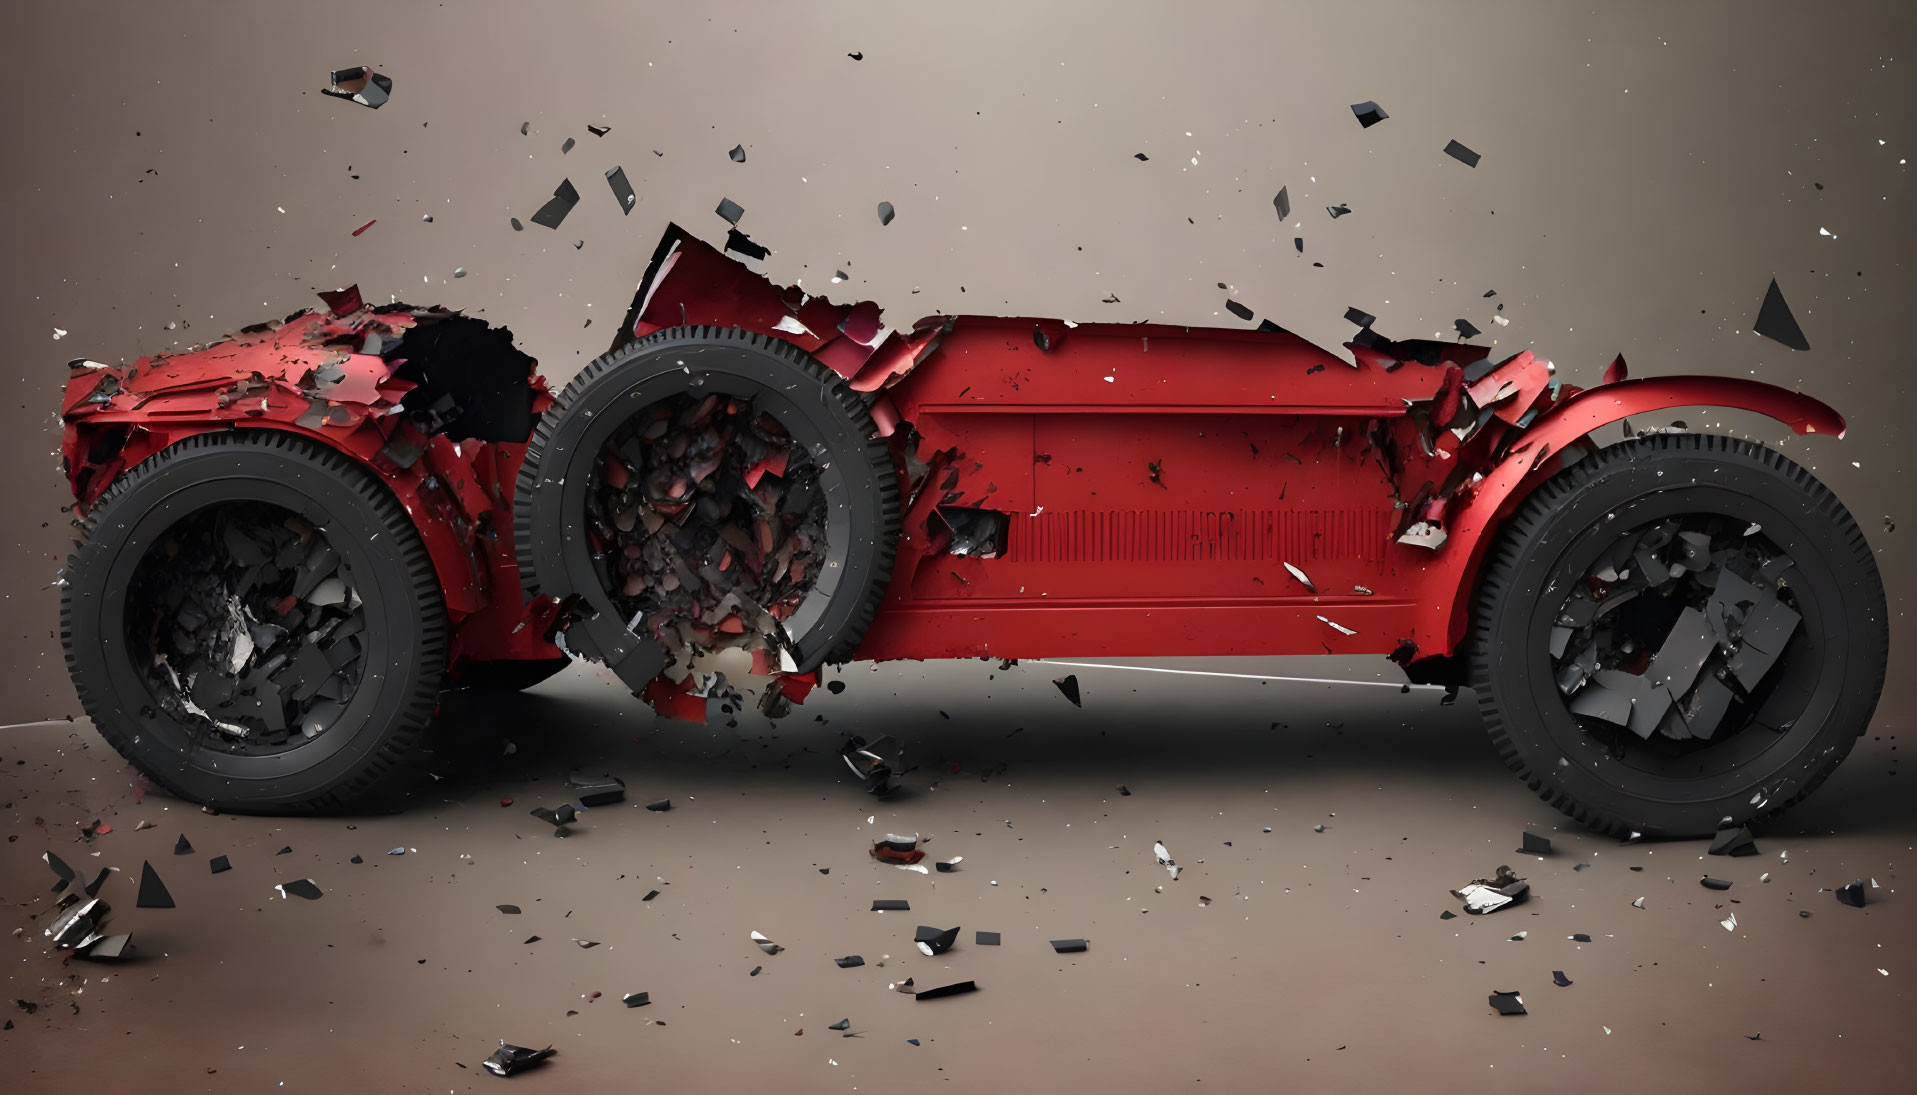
left=1415, top=376, right=1847, bottom=656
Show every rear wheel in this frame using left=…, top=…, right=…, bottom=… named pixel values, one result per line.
left=1469, top=433, right=1887, bottom=838
left=61, top=431, right=447, bottom=813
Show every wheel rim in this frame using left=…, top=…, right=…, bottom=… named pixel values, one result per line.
left=1536, top=496, right=1827, bottom=807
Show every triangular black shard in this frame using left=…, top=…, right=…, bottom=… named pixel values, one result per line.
left=728, top=144, right=746, bottom=163
left=1455, top=318, right=1482, bottom=340
left=279, top=879, right=323, bottom=900
left=1327, top=203, right=1351, bottom=219
left=913, top=980, right=977, bottom=1001
left=1273, top=186, right=1291, bottom=220
left=136, top=861, right=175, bottom=909
left=1753, top=278, right=1809, bottom=351
left=605, top=167, right=637, bottom=215
left=829, top=1019, right=851, bottom=1031
left=482, top=1044, right=555, bottom=1077
left=645, top=799, right=671, bottom=812
left=835, top=955, right=865, bottom=968
left=1053, top=674, right=1081, bottom=707
left=1049, top=938, right=1087, bottom=953
left=1350, top=101, right=1388, bottom=128
left=1135, top=152, right=1149, bottom=161
left=715, top=197, right=745, bottom=225
left=1440, top=910, right=1457, bottom=920
left=350, top=855, right=363, bottom=864
left=1835, top=880, right=1866, bottom=908
left=1487, top=991, right=1526, bottom=1016
left=1552, top=971, right=1572, bottom=988
left=45, top=851, right=77, bottom=893
left=276, top=846, right=292, bottom=855
left=1520, top=832, right=1552, bottom=855
left=529, top=179, right=580, bottom=230
left=1708, top=826, right=1758, bottom=857
left=209, top=856, right=231, bottom=875
left=173, top=834, right=193, bottom=855
left=1259, top=319, right=1288, bottom=334
left=1443, top=140, right=1481, bottom=168
left=83, top=868, right=112, bottom=897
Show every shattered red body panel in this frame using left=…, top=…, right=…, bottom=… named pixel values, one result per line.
left=61, top=224, right=1845, bottom=705
left=60, top=301, right=562, bottom=667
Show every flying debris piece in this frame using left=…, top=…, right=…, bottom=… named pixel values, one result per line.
left=511, top=218, right=524, bottom=231
left=751, top=930, right=781, bottom=955
left=174, top=834, right=193, bottom=855
left=715, top=197, right=745, bottom=225
left=842, top=735, right=902, bottom=795
left=1273, top=186, right=1291, bottom=220
left=43, top=851, right=77, bottom=893
left=605, top=167, right=637, bottom=215
left=1632, top=897, right=1646, bottom=909
left=1135, top=152, right=1149, bottom=161
left=891, top=978, right=916, bottom=993
left=1344, top=306, right=1376, bottom=328
left=1519, top=832, right=1552, bottom=856
left=1440, top=910, right=1457, bottom=920
left=1708, top=826, right=1758, bottom=858
left=1326, top=203, right=1351, bottom=219
left=209, top=856, right=231, bottom=875
left=645, top=798, right=671, bottom=812
left=643, top=890, right=660, bottom=901
left=1487, top=991, right=1526, bottom=1017
left=1835, top=881, right=1866, bottom=908
left=914, top=981, right=978, bottom=1001
left=872, top=899, right=911, bottom=912
left=530, top=803, right=579, bottom=834
left=1509, top=931, right=1528, bottom=942
left=136, top=862, right=175, bottom=909
left=1050, top=938, right=1088, bottom=953
left=575, top=939, right=600, bottom=949
left=914, top=925, right=960, bottom=956
left=520, top=122, right=530, bottom=135
left=749, top=965, right=763, bottom=976
left=623, top=991, right=651, bottom=1007
left=529, top=178, right=581, bottom=230
left=1721, top=911, right=1738, bottom=932
left=834, top=955, right=866, bottom=968
left=276, top=879, right=323, bottom=900
left=561, top=137, right=575, bottom=154
left=1350, top=101, right=1389, bottom=128
left=728, top=144, right=747, bottom=163
left=566, top=772, right=626, bottom=806
left=587, top=124, right=611, bottom=137
left=1053, top=674, right=1082, bottom=706
left=1313, top=824, right=1326, bottom=833
left=1569, top=933, right=1592, bottom=942
left=976, top=931, right=1001, bottom=946
left=1700, top=877, right=1732, bottom=891
left=482, top=1043, right=555, bottom=1077
left=1455, top=318, right=1482, bottom=340
left=497, top=905, right=522, bottom=915
left=878, top=201, right=896, bottom=226
left=1451, top=866, right=1529, bottom=914
left=1603, top=354, right=1629, bottom=384
left=1282, top=562, right=1316, bottom=592
left=322, top=65, right=391, bottom=109
left=724, top=228, right=770, bottom=260
left=1552, top=971, right=1572, bottom=988
left=935, top=857, right=964, bottom=873
left=1442, top=140, right=1481, bottom=167
left=1224, top=299, right=1254, bottom=322
left=1752, top=278, right=1809, bottom=350
left=45, top=896, right=109, bottom=948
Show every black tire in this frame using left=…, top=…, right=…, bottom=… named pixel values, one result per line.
left=1469, top=433, right=1888, bottom=838
left=61, top=431, right=447, bottom=813
left=514, top=326, right=900, bottom=677
left=447, top=656, right=572, bottom=692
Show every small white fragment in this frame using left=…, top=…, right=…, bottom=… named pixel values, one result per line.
left=1632, top=896, right=1645, bottom=908
left=53, top=328, right=68, bottom=340
left=1397, top=522, right=1448, bottom=550
left=1282, top=562, right=1316, bottom=591
left=1316, top=615, right=1358, bottom=636
left=897, top=863, right=929, bottom=875
left=1492, top=315, right=1510, bottom=326
left=1721, top=912, right=1737, bottom=931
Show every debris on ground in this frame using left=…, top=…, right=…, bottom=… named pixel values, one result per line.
left=1836, top=881, right=1867, bottom=908
left=1050, top=938, right=1087, bottom=953
left=752, top=931, right=780, bottom=955
left=1552, top=971, right=1572, bottom=987
left=1053, top=674, right=1082, bottom=707
left=209, top=856, right=231, bottom=874
left=1442, top=139, right=1481, bottom=167
left=1154, top=841, right=1179, bottom=880
left=1487, top=991, right=1526, bottom=1016
left=482, top=1043, right=555, bottom=1077
left=1518, top=832, right=1551, bottom=855
left=530, top=803, right=579, bottom=835
left=646, top=798, right=671, bottom=812
left=275, top=879, right=323, bottom=900
left=1451, top=866, right=1528, bottom=914
left=1350, top=100, right=1389, bottom=128
left=834, top=955, right=865, bottom=968
left=623, top=992, right=650, bottom=1007
left=322, top=65, right=391, bottom=109
left=1701, top=877, right=1732, bottom=891
left=913, top=981, right=977, bottom=1001
left=874, top=835, right=925, bottom=865
left=136, top=862, right=175, bottom=909
left=872, top=900, right=910, bottom=911
left=975, top=931, right=1000, bottom=946
left=915, top=925, right=959, bottom=956
left=1709, top=826, right=1759, bottom=857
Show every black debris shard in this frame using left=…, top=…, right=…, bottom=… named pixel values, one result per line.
left=1709, top=827, right=1759, bottom=858
left=587, top=124, right=610, bottom=137
left=1225, top=299, right=1254, bottom=322
left=497, top=904, right=522, bottom=914
left=715, top=197, right=745, bottom=225
left=44, top=851, right=77, bottom=893
left=209, top=856, right=231, bottom=874
left=1440, top=910, right=1457, bottom=920
left=530, top=803, right=578, bottom=834
left=511, top=217, right=524, bottom=231
left=1273, top=186, right=1291, bottom=220
left=530, top=179, right=581, bottom=230
left=350, top=855, right=363, bottom=864
left=878, top=201, right=895, bottom=226
left=1135, top=153, right=1149, bottom=161
left=1700, top=877, right=1732, bottom=891
left=1569, top=933, right=1592, bottom=942
left=975, top=931, right=1001, bottom=946
left=915, top=925, right=960, bottom=956
left=605, top=167, right=637, bottom=215
left=622, top=991, right=651, bottom=1007
left=567, top=772, right=626, bottom=806
left=728, top=144, right=747, bottom=163
left=173, top=834, right=193, bottom=855
left=561, top=137, right=575, bottom=154
left=136, top=862, right=175, bottom=909
left=645, top=799, right=671, bottom=812
left=1350, top=101, right=1389, bottom=128
left=1451, top=865, right=1528, bottom=914
left=1034, top=326, right=1054, bottom=352
left=643, top=890, right=660, bottom=901
left=1519, top=832, right=1552, bottom=856
left=83, top=868, right=113, bottom=897
left=1344, top=307, right=1376, bottom=329
left=1442, top=139, right=1481, bottom=167
left=520, top=122, right=529, bottom=136
left=277, top=847, right=292, bottom=855
left=1053, top=674, right=1082, bottom=707
left=842, top=735, right=901, bottom=795
left=482, top=1043, right=555, bottom=1077
left=1050, top=938, right=1088, bottom=953
left=575, top=939, right=600, bottom=949
left=1455, top=318, right=1482, bottom=340
left=724, top=228, right=769, bottom=260
left=45, top=895, right=108, bottom=949
left=322, top=65, right=392, bottom=110
left=1487, top=991, right=1526, bottom=1016
left=872, top=899, right=910, bottom=912
left=1552, top=971, right=1572, bottom=988
left=835, top=955, right=865, bottom=968
left=1327, top=203, right=1351, bottom=219
left=1836, top=881, right=1866, bottom=908
left=848, top=51, right=863, bottom=60
left=1753, top=278, right=1810, bottom=350
left=914, top=981, right=978, bottom=1001
left=829, top=1018, right=851, bottom=1031
left=276, top=879, right=323, bottom=900
left=749, top=965, right=762, bottom=976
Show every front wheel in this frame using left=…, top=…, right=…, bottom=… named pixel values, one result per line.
left=1469, top=433, right=1888, bottom=838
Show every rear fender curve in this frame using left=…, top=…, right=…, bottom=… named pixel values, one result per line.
left=1412, top=376, right=1846, bottom=663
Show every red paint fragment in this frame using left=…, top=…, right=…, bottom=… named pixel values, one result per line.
left=351, top=219, right=377, bottom=237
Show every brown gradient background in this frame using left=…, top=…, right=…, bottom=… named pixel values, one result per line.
left=2, top=2, right=1914, bottom=1093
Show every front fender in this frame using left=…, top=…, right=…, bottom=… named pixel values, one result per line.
left=1416, top=376, right=1846, bottom=656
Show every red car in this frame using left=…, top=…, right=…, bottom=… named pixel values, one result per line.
left=58, top=223, right=1887, bottom=837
